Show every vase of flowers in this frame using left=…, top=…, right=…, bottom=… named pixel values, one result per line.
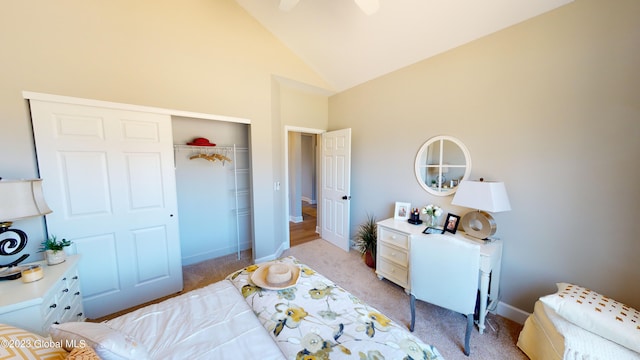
left=421, top=204, right=443, bottom=227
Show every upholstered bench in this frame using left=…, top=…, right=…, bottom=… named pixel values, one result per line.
left=517, top=282, right=640, bottom=359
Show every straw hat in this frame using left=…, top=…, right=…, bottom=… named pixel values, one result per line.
left=251, top=262, right=300, bottom=290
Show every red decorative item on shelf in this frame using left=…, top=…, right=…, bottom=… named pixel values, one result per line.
left=187, top=137, right=216, bottom=146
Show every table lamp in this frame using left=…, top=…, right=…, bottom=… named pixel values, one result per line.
left=451, top=178, right=511, bottom=240
left=0, top=179, right=52, bottom=267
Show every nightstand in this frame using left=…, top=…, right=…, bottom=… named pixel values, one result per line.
left=376, top=221, right=411, bottom=292
left=0, top=255, right=85, bottom=336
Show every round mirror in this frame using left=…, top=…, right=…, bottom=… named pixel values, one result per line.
left=414, top=136, right=472, bottom=196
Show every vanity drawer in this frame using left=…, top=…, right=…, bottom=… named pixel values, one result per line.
left=379, top=242, right=408, bottom=267
left=41, top=281, right=64, bottom=320
left=40, top=263, right=85, bottom=333
left=377, top=258, right=408, bottom=288
left=378, top=227, right=409, bottom=249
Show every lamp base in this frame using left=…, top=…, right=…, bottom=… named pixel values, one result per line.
left=0, top=223, right=30, bottom=267
left=460, top=210, right=496, bottom=240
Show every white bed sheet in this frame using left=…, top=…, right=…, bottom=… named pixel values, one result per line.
left=517, top=300, right=640, bottom=360
left=105, top=280, right=285, bottom=359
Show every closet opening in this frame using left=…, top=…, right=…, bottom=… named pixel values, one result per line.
left=172, top=116, right=252, bottom=265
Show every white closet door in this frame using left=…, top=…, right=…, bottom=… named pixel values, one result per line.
left=30, top=100, right=182, bottom=319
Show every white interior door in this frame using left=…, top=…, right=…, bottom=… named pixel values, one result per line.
left=30, top=100, right=183, bottom=319
left=320, top=128, right=351, bottom=251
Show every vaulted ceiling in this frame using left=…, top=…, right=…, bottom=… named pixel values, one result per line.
left=234, top=0, right=574, bottom=92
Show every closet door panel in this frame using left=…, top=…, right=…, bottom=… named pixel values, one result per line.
left=30, top=100, right=183, bottom=319
left=125, top=153, right=164, bottom=210
left=74, top=234, right=120, bottom=297
left=61, top=151, right=112, bottom=216
left=131, top=226, right=171, bottom=283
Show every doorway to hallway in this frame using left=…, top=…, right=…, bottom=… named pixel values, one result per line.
left=289, top=202, right=318, bottom=247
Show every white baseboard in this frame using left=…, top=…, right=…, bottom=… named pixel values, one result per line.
left=495, top=301, right=530, bottom=325
left=289, top=215, right=303, bottom=223
left=255, top=241, right=288, bottom=264
left=302, top=197, right=316, bottom=205
left=181, top=241, right=252, bottom=266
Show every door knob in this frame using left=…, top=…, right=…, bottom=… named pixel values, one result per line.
left=342, top=195, right=351, bottom=200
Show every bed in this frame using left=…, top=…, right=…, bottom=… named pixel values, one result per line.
left=14, top=256, right=443, bottom=359
left=517, top=283, right=640, bottom=360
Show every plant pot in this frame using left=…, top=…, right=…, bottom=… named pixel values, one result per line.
left=45, top=249, right=66, bottom=265
left=364, top=249, right=376, bottom=269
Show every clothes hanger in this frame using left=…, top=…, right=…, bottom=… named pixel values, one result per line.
left=188, top=150, right=232, bottom=164
left=189, top=153, right=217, bottom=162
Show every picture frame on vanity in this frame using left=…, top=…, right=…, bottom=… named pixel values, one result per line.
left=394, top=202, right=411, bottom=221
left=444, top=213, right=461, bottom=234
left=423, top=226, right=444, bottom=235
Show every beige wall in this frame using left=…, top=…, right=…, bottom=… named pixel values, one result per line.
left=0, top=0, right=331, bottom=260
left=329, top=0, right=640, bottom=312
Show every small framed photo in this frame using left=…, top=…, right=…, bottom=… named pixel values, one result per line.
left=422, top=226, right=444, bottom=235
left=394, top=202, right=411, bottom=220
left=444, top=213, right=461, bottom=234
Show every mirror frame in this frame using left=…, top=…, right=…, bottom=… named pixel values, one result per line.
left=414, top=135, right=472, bottom=196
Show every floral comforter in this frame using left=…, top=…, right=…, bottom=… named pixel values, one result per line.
left=226, top=256, right=443, bottom=360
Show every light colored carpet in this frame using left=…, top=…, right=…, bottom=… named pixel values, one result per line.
left=283, top=240, right=528, bottom=360
left=97, top=239, right=529, bottom=359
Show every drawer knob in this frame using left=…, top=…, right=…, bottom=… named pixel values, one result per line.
left=64, top=306, right=71, bottom=310
left=74, top=291, right=81, bottom=296
left=50, top=304, right=57, bottom=309
left=72, top=276, right=78, bottom=280
left=62, top=288, right=69, bottom=293
left=77, top=312, right=83, bottom=317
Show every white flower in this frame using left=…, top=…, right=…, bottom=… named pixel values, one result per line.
left=421, top=204, right=442, bottom=217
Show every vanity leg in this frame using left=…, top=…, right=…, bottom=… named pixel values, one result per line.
left=478, top=270, right=490, bottom=334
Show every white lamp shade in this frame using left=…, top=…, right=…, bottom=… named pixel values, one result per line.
left=451, top=180, right=511, bottom=213
left=0, top=179, right=52, bottom=221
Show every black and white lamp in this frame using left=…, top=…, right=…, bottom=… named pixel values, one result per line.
left=451, top=179, right=511, bottom=241
left=0, top=179, right=52, bottom=268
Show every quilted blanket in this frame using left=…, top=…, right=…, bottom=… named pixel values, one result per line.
left=226, top=256, right=443, bottom=360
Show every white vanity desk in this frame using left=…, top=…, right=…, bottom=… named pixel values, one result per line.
left=376, top=218, right=502, bottom=334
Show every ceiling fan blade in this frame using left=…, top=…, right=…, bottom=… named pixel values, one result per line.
left=354, top=0, right=380, bottom=15
left=279, top=0, right=300, bottom=12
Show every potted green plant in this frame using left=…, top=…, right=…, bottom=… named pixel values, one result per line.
left=40, top=236, right=72, bottom=265
left=355, top=213, right=377, bottom=268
